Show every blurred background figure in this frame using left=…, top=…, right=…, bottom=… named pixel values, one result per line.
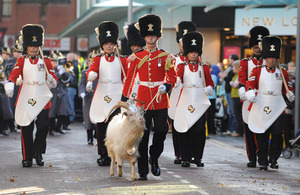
left=78, top=51, right=97, bottom=145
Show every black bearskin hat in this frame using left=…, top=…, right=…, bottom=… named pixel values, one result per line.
left=136, top=14, right=162, bottom=38
left=124, top=23, right=145, bottom=47
left=1, top=46, right=11, bottom=55
left=182, top=32, right=204, bottom=56
left=119, top=38, right=132, bottom=56
left=96, top=21, right=119, bottom=49
left=261, top=36, right=282, bottom=59
left=21, top=24, right=44, bottom=47
left=176, top=21, right=197, bottom=43
left=248, top=26, right=269, bottom=48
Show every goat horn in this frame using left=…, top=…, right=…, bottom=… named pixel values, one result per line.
left=104, top=101, right=129, bottom=123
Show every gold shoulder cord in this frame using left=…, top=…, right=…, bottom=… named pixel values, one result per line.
left=136, top=52, right=171, bottom=69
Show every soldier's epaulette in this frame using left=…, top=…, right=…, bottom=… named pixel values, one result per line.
left=242, top=57, right=250, bottom=61
left=135, top=49, right=144, bottom=54
left=20, top=55, right=26, bottom=59
left=202, top=63, right=208, bottom=66
left=97, top=53, right=104, bottom=57
left=182, top=61, right=189, bottom=66
left=119, top=54, right=128, bottom=58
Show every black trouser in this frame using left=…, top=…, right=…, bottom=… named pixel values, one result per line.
left=243, top=122, right=257, bottom=163
left=138, top=109, right=168, bottom=175
left=178, top=114, right=206, bottom=161
left=171, top=119, right=180, bottom=157
left=255, top=115, right=283, bottom=166
left=207, top=99, right=216, bottom=134
left=20, top=109, right=49, bottom=161
left=96, top=108, right=120, bottom=156
left=232, top=98, right=243, bottom=135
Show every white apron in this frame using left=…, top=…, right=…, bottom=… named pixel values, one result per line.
left=15, top=58, right=52, bottom=126
left=248, top=67, right=286, bottom=133
left=242, top=59, right=263, bottom=123
left=89, top=56, right=123, bottom=124
left=168, top=56, right=183, bottom=120
left=174, top=64, right=211, bottom=133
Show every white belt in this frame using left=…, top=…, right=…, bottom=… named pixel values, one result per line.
left=258, top=90, right=281, bottom=96
left=139, top=81, right=164, bottom=88
left=99, top=79, right=122, bottom=84
left=183, top=83, right=202, bottom=88
left=25, top=80, right=46, bottom=85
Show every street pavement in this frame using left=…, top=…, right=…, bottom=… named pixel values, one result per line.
left=0, top=122, right=299, bottom=195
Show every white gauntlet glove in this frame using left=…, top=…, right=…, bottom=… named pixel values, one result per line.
left=16, top=75, right=23, bottom=86
left=80, top=92, right=86, bottom=99
left=204, top=86, right=213, bottom=96
left=158, top=84, right=166, bottom=94
left=286, top=91, right=295, bottom=102
left=47, top=74, right=57, bottom=88
left=86, top=81, right=93, bottom=92
left=4, top=82, right=14, bottom=98
left=238, top=87, right=247, bottom=101
left=88, top=71, right=97, bottom=81
left=245, top=90, right=256, bottom=103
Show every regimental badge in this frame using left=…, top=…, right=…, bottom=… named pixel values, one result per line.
left=191, top=39, right=197, bottom=46
left=263, top=106, right=271, bottom=114
left=257, top=34, right=262, bottom=41
left=104, top=95, right=112, bottom=103
left=32, top=36, right=37, bottom=42
left=106, top=31, right=111, bottom=37
left=148, top=24, right=154, bottom=31
left=270, top=45, right=275, bottom=51
left=183, top=29, right=188, bottom=35
left=38, top=63, right=45, bottom=71
left=28, top=98, right=37, bottom=106
left=131, top=93, right=137, bottom=99
left=188, top=105, right=195, bottom=113
left=275, top=72, right=282, bottom=80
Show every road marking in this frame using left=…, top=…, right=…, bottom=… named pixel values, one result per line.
left=166, top=171, right=175, bottom=174
left=189, top=185, right=198, bottom=189
left=180, top=179, right=189, bottom=183
left=173, top=174, right=182, bottom=178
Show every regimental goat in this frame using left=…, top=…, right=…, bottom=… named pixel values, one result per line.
left=104, top=99, right=146, bottom=181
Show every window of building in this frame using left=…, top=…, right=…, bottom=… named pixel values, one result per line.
left=2, top=0, right=12, bottom=17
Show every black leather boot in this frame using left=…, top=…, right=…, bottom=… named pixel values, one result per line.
left=22, top=160, right=32, bottom=167
left=149, top=156, right=160, bottom=176
left=97, top=155, right=111, bottom=166
left=33, top=153, right=44, bottom=166
left=174, top=156, right=181, bottom=164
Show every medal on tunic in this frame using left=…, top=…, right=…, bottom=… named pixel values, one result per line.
left=158, top=59, right=161, bottom=67
left=275, top=72, right=282, bottom=80
left=38, top=63, right=45, bottom=71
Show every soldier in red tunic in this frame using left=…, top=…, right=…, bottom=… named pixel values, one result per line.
left=245, top=36, right=294, bottom=170
left=169, top=21, right=197, bottom=165
left=174, top=31, right=214, bottom=167
left=4, top=24, right=57, bottom=167
left=238, top=26, right=269, bottom=168
left=121, top=14, right=177, bottom=180
left=86, top=21, right=128, bottom=166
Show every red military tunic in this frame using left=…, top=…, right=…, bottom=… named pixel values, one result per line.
left=122, top=49, right=177, bottom=110
left=8, top=55, right=57, bottom=110
left=239, top=57, right=264, bottom=87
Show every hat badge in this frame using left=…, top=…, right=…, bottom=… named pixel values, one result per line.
left=148, top=23, right=154, bottom=31
left=183, top=29, right=188, bottom=35
left=106, top=31, right=112, bottom=37
left=257, top=34, right=263, bottom=41
left=191, top=39, right=197, bottom=46
left=32, top=36, right=37, bottom=42
left=270, top=45, right=275, bottom=51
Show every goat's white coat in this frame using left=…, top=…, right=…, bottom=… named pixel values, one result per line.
left=105, top=108, right=145, bottom=181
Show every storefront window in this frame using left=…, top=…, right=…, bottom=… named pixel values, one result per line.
left=2, top=0, right=12, bottom=17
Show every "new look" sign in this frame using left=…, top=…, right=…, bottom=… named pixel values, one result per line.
left=234, top=8, right=297, bottom=36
